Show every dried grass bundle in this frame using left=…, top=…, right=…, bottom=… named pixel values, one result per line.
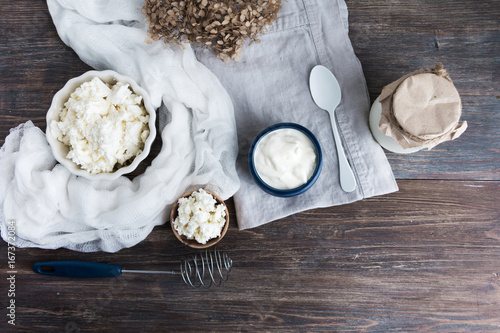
left=142, top=0, right=282, bottom=62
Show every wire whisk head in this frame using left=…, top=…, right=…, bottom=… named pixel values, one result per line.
left=180, top=248, right=232, bottom=288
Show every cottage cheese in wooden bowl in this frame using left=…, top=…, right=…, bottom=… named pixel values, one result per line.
left=46, top=70, right=156, bottom=180
left=170, top=189, right=229, bottom=249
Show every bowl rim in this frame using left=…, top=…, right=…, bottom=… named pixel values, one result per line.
left=170, top=189, right=229, bottom=249
left=248, top=122, right=323, bottom=197
left=45, top=69, right=157, bottom=181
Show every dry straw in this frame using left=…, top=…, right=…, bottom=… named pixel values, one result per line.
left=143, top=0, right=282, bottom=62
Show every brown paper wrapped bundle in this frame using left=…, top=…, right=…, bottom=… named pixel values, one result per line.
left=378, top=63, right=467, bottom=150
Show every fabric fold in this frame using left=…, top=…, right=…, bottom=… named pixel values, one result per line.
left=194, top=0, right=398, bottom=229
left=0, top=0, right=240, bottom=252
left=0, top=0, right=397, bottom=252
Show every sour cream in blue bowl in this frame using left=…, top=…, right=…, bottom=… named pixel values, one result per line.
left=248, top=123, right=322, bottom=197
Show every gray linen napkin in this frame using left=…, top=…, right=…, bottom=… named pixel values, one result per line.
left=195, top=0, right=398, bottom=229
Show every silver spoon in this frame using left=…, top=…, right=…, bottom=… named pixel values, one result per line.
left=309, top=65, right=356, bottom=192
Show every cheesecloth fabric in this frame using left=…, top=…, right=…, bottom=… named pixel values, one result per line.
left=0, top=0, right=240, bottom=252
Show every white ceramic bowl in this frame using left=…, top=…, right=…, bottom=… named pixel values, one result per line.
left=46, top=70, right=157, bottom=181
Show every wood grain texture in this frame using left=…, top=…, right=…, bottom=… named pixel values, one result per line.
left=0, top=0, right=499, bottom=332
left=347, top=0, right=500, bottom=181
left=0, top=0, right=498, bottom=180
left=1, top=181, right=499, bottom=332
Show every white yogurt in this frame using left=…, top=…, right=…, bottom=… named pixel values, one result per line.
left=254, top=128, right=317, bottom=190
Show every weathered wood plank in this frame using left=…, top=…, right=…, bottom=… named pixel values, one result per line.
left=0, top=1, right=498, bottom=180
left=347, top=0, right=500, bottom=180
left=0, top=0, right=499, bottom=332
left=2, top=180, right=498, bottom=331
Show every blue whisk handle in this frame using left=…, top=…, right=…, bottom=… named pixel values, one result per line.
left=33, top=261, right=122, bottom=278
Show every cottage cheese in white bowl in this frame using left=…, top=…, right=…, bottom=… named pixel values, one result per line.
left=46, top=70, right=157, bottom=180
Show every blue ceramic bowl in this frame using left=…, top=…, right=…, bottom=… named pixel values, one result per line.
left=248, top=123, right=323, bottom=197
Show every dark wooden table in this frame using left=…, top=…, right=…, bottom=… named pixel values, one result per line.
left=1, top=0, right=499, bottom=332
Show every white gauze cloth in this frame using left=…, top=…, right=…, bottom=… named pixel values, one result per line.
left=0, top=0, right=240, bottom=252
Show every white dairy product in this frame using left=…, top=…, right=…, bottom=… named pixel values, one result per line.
left=51, top=77, right=150, bottom=174
left=254, top=128, right=317, bottom=190
left=173, top=189, right=226, bottom=244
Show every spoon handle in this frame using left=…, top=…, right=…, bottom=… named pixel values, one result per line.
left=329, top=113, right=357, bottom=192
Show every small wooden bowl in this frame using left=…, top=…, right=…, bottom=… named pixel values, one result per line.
left=170, top=189, right=229, bottom=249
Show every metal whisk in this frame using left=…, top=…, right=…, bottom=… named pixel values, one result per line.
left=33, top=248, right=233, bottom=288
left=178, top=248, right=232, bottom=288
